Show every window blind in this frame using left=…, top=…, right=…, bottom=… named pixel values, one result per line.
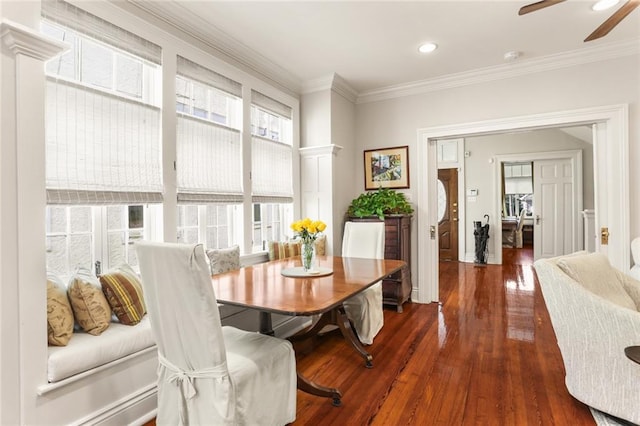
left=251, top=90, right=292, bottom=119
left=176, top=58, right=243, bottom=204
left=42, top=0, right=161, bottom=65
left=42, top=2, right=163, bottom=205
left=176, top=115, right=244, bottom=203
left=251, top=136, right=293, bottom=203
left=45, top=78, right=163, bottom=204
left=177, top=56, right=241, bottom=98
left=250, top=90, right=293, bottom=203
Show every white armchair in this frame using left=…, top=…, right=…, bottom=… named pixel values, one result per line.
left=136, top=242, right=296, bottom=425
left=629, top=237, right=640, bottom=281
left=341, top=221, right=385, bottom=345
left=534, top=252, right=640, bottom=424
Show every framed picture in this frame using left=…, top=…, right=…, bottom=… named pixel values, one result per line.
left=363, top=145, right=410, bottom=190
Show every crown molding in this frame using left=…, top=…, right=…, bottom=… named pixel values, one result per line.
left=357, top=38, right=640, bottom=104
left=123, top=1, right=302, bottom=96
left=301, top=73, right=358, bottom=103
left=1, top=19, right=69, bottom=61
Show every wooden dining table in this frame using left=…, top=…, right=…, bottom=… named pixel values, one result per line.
left=211, top=254, right=407, bottom=406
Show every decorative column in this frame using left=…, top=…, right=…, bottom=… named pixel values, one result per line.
left=1, top=19, right=68, bottom=424
left=299, top=144, right=342, bottom=254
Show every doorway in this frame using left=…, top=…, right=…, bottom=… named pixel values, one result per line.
left=416, top=104, right=630, bottom=304
left=438, top=168, right=458, bottom=261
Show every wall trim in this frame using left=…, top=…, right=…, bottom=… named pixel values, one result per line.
left=301, top=73, right=358, bottom=103
left=417, top=104, right=629, bottom=304
left=299, top=144, right=343, bottom=157
left=357, top=38, right=640, bottom=104
left=1, top=19, right=69, bottom=60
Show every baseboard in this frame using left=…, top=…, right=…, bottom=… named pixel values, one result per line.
left=81, top=384, right=157, bottom=426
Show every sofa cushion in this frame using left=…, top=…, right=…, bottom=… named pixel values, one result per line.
left=47, top=273, right=75, bottom=346
left=99, top=264, right=146, bottom=325
left=47, top=316, right=154, bottom=382
left=557, top=252, right=637, bottom=310
left=68, top=269, right=112, bottom=335
left=207, top=245, right=241, bottom=274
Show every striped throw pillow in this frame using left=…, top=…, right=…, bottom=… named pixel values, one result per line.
left=268, top=240, right=302, bottom=261
left=99, top=264, right=146, bottom=326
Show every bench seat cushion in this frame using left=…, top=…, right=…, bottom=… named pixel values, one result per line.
left=47, top=316, right=154, bottom=383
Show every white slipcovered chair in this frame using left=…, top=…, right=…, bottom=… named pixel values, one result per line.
left=136, top=242, right=296, bottom=425
left=341, top=221, right=385, bottom=345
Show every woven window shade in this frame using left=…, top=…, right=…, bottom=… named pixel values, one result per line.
left=45, top=79, right=163, bottom=205
left=175, top=58, right=243, bottom=204
left=251, top=90, right=292, bottom=119
left=42, top=0, right=161, bottom=64
left=251, top=136, right=293, bottom=203
left=176, top=115, right=244, bottom=204
left=177, top=56, right=241, bottom=97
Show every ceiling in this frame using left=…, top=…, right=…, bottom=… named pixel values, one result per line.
left=125, top=1, right=640, bottom=97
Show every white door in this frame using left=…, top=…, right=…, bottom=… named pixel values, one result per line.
left=533, top=158, right=575, bottom=260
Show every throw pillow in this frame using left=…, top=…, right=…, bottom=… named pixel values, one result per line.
left=99, top=264, right=146, bottom=325
left=268, top=240, right=301, bottom=261
left=557, top=252, right=637, bottom=310
left=206, top=245, right=241, bottom=275
left=67, top=268, right=111, bottom=335
left=46, top=273, right=75, bottom=346
left=618, top=271, right=640, bottom=311
left=314, top=235, right=327, bottom=256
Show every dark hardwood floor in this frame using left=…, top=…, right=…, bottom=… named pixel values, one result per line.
left=293, top=246, right=594, bottom=425
left=145, top=246, right=596, bottom=425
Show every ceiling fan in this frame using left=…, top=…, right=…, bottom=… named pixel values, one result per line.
left=519, top=0, right=639, bottom=42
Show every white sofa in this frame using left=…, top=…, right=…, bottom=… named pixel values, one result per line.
left=534, top=252, right=640, bottom=424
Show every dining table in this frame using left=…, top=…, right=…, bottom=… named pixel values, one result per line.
left=211, top=254, right=407, bottom=406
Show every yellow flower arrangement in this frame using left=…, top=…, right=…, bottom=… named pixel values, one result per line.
left=290, top=218, right=327, bottom=243
left=291, top=218, right=326, bottom=271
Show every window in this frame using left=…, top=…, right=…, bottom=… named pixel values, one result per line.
left=175, top=57, right=244, bottom=249
left=46, top=205, right=152, bottom=279
left=42, top=0, right=162, bottom=275
left=177, top=204, right=241, bottom=249
left=252, top=203, right=294, bottom=250
left=250, top=91, right=294, bottom=250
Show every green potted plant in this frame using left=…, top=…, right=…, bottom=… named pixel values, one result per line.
left=347, top=188, right=414, bottom=220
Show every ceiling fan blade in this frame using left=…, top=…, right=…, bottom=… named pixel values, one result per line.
left=518, top=0, right=566, bottom=16
left=585, top=0, right=640, bottom=41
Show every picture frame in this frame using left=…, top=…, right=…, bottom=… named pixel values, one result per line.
left=363, top=145, right=410, bottom=190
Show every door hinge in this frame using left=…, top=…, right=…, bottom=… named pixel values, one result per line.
left=430, top=225, right=436, bottom=240
left=600, top=227, right=609, bottom=245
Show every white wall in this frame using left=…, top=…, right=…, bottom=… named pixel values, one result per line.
left=463, top=129, right=594, bottom=259
left=355, top=54, right=639, bottom=274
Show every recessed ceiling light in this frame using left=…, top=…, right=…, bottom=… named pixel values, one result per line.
left=418, top=42, right=438, bottom=54
left=592, top=0, right=620, bottom=11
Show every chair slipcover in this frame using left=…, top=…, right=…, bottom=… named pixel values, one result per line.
left=341, top=222, right=385, bottom=345
left=136, top=242, right=296, bottom=425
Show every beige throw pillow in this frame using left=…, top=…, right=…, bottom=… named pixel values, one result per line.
left=68, top=268, right=112, bottom=335
left=47, top=273, right=75, bottom=346
left=557, top=252, right=637, bottom=311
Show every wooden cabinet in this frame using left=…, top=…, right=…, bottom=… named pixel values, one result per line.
left=347, top=215, right=412, bottom=312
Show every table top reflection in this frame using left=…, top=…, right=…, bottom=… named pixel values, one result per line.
left=211, top=255, right=406, bottom=316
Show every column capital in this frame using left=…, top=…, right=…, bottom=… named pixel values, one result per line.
left=1, top=19, right=68, bottom=61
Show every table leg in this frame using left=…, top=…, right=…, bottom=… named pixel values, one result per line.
left=259, top=312, right=274, bottom=336
left=335, top=306, right=373, bottom=368
left=297, top=372, right=342, bottom=407
left=289, top=306, right=373, bottom=368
